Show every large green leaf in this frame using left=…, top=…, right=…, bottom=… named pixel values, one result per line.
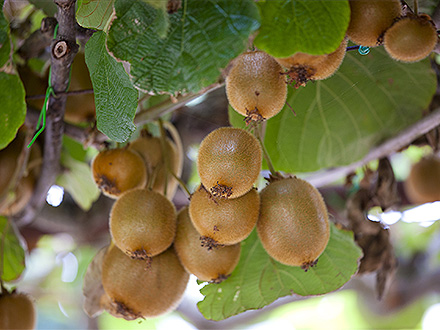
left=230, top=48, right=436, bottom=173
left=85, top=31, right=138, bottom=143
left=0, top=0, right=11, bottom=68
left=0, top=72, right=26, bottom=150
left=107, top=0, right=260, bottom=94
left=57, top=154, right=100, bottom=211
left=198, top=224, right=361, bottom=321
left=0, top=216, right=26, bottom=282
left=254, top=0, right=350, bottom=58
left=77, top=0, right=115, bottom=31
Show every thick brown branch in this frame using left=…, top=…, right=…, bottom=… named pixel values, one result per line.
left=308, top=108, right=440, bottom=187
left=15, top=0, right=78, bottom=226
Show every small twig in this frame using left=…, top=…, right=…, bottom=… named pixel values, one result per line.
left=307, top=108, right=440, bottom=188
left=26, top=88, right=94, bottom=100
left=254, top=122, right=277, bottom=176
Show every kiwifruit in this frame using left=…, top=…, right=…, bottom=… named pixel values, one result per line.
left=257, top=177, right=330, bottom=271
left=0, top=291, right=36, bottom=329
left=225, top=50, right=287, bottom=122
left=128, top=131, right=182, bottom=199
left=346, top=0, right=402, bottom=47
left=404, top=155, right=440, bottom=204
left=174, top=206, right=241, bottom=283
left=109, top=188, right=176, bottom=260
left=189, top=185, right=260, bottom=248
left=197, top=127, right=262, bottom=199
left=101, top=245, right=189, bottom=319
left=384, top=14, right=438, bottom=63
left=276, top=38, right=348, bottom=88
left=91, top=148, right=147, bottom=199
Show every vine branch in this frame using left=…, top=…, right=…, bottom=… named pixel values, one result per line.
left=15, top=0, right=78, bottom=226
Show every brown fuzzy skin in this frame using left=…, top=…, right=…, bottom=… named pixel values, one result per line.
left=189, top=185, right=260, bottom=246
left=91, top=148, right=147, bottom=199
left=101, top=245, right=189, bottom=319
left=404, top=156, right=440, bottom=204
left=346, top=0, right=402, bottom=47
left=110, top=188, right=177, bottom=259
left=0, top=292, right=37, bottom=329
left=384, top=15, right=438, bottom=63
left=226, top=51, right=287, bottom=121
left=197, top=127, right=262, bottom=199
left=257, top=177, right=330, bottom=268
left=276, top=38, right=348, bottom=87
left=174, top=207, right=241, bottom=282
left=128, top=134, right=181, bottom=199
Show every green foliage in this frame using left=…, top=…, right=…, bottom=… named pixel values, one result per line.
left=0, top=72, right=26, bottom=150
left=0, top=216, right=26, bottom=282
left=77, top=0, right=115, bottom=31
left=107, top=0, right=260, bottom=94
left=198, top=224, right=362, bottom=321
left=254, top=0, right=350, bottom=58
left=231, top=48, right=436, bottom=173
left=57, top=153, right=100, bottom=211
left=0, top=0, right=10, bottom=68
left=85, top=31, right=138, bottom=143
left=28, top=0, right=58, bottom=16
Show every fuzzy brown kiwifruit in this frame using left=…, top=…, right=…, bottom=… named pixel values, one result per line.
left=384, top=14, right=438, bottom=63
left=346, top=0, right=402, bottom=47
left=101, top=245, right=189, bottom=319
left=276, top=38, right=348, bottom=88
left=197, top=127, right=262, bottom=199
left=109, top=188, right=177, bottom=260
left=226, top=50, right=287, bottom=122
left=189, top=185, right=259, bottom=248
left=404, top=156, right=440, bottom=204
left=128, top=132, right=182, bottom=199
left=174, top=206, right=241, bottom=282
left=257, top=177, right=330, bottom=271
left=91, top=148, right=147, bottom=199
left=0, top=291, right=37, bottom=329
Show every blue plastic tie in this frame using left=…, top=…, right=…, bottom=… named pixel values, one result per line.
left=358, top=46, right=370, bottom=55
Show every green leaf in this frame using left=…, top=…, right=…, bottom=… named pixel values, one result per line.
left=260, top=48, right=436, bottom=173
left=198, top=224, right=361, bottom=321
left=76, top=0, right=115, bottom=31
left=254, top=0, right=350, bottom=58
left=0, top=216, right=26, bottom=282
left=85, top=30, right=138, bottom=143
left=0, top=0, right=11, bottom=68
left=28, top=0, right=58, bottom=16
left=107, top=0, right=260, bottom=94
left=57, top=154, right=100, bottom=211
left=0, top=72, right=26, bottom=150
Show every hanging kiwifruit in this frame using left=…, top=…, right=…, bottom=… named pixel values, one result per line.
left=174, top=206, right=241, bottom=283
left=197, top=127, right=262, bottom=199
left=109, top=188, right=177, bottom=260
left=0, top=290, right=37, bottom=329
left=276, top=38, right=348, bottom=88
left=189, top=185, right=259, bottom=248
left=404, top=155, right=440, bottom=204
left=226, top=50, right=287, bottom=122
left=384, top=14, right=438, bottom=63
left=257, top=176, right=330, bottom=271
left=346, top=0, right=402, bottom=47
left=128, top=129, right=182, bottom=199
left=101, top=245, right=189, bottom=319
left=91, top=148, right=147, bottom=199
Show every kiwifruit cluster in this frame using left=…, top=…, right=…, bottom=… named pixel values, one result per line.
left=346, top=0, right=438, bottom=63
left=0, top=290, right=37, bottom=330
left=404, top=155, right=440, bottom=204
left=89, top=125, right=192, bottom=320
left=0, top=131, right=42, bottom=216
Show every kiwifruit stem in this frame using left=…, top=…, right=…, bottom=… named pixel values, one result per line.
left=158, top=119, right=191, bottom=197
left=158, top=119, right=170, bottom=197
left=414, top=0, right=418, bottom=15
left=254, top=123, right=277, bottom=176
